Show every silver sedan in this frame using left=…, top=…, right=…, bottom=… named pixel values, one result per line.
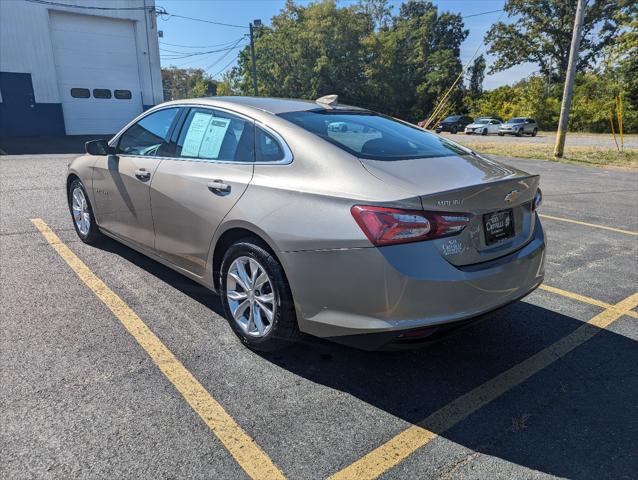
left=67, top=96, right=545, bottom=351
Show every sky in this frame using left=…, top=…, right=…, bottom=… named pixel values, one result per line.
left=156, top=0, right=536, bottom=90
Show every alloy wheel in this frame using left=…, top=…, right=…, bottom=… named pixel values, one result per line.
left=226, top=256, right=276, bottom=337
left=71, top=186, right=91, bottom=236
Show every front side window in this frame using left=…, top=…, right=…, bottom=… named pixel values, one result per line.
left=279, top=110, right=468, bottom=161
left=117, top=107, right=179, bottom=156
left=176, top=108, right=254, bottom=162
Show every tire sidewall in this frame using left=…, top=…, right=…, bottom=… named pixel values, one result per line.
left=219, top=241, right=298, bottom=351
left=68, top=178, right=100, bottom=244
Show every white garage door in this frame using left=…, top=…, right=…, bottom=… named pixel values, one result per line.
left=50, top=11, right=143, bottom=135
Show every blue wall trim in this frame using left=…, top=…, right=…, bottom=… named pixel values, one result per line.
left=0, top=71, right=65, bottom=137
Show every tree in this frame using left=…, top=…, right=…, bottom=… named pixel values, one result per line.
left=365, top=1, right=468, bottom=120
left=467, top=54, right=486, bottom=98
left=229, top=0, right=468, bottom=122
left=485, top=0, right=626, bottom=82
left=161, top=67, right=217, bottom=100
left=231, top=0, right=372, bottom=103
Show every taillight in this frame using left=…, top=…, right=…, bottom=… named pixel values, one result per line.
left=532, top=188, right=542, bottom=212
left=351, top=205, right=472, bottom=246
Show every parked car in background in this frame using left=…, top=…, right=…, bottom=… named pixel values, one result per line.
left=464, top=118, right=502, bottom=135
left=499, top=118, right=538, bottom=137
left=67, top=95, right=545, bottom=351
left=435, top=115, right=473, bottom=134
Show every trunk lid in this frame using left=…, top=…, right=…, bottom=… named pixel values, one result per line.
left=360, top=154, right=540, bottom=266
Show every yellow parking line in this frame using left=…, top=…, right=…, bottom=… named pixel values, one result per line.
left=329, top=291, right=638, bottom=480
left=539, top=214, right=638, bottom=236
left=540, top=284, right=638, bottom=319
left=31, top=219, right=285, bottom=480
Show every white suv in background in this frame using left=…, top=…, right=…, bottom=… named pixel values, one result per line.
left=499, top=118, right=538, bottom=137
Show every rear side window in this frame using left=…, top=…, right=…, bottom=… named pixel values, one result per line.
left=117, top=107, right=180, bottom=156
left=256, top=127, right=285, bottom=162
left=114, top=89, right=132, bottom=100
left=176, top=108, right=254, bottom=162
left=93, top=89, right=112, bottom=99
left=70, top=88, right=90, bottom=98
left=279, top=111, right=468, bottom=161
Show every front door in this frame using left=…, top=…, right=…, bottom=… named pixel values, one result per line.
left=0, top=72, right=37, bottom=136
left=91, top=107, right=181, bottom=249
left=151, top=107, right=255, bottom=276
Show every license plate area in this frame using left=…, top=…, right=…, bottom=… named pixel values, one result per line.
left=483, top=209, right=515, bottom=245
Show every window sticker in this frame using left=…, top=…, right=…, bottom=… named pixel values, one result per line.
left=199, top=117, right=231, bottom=159
left=181, top=112, right=213, bottom=157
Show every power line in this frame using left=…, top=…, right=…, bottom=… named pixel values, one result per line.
left=160, top=39, right=245, bottom=49
left=202, top=37, right=246, bottom=72
left=162, top=13, right=249, bottom=29
left=23, top=0, right=149, bottom=10
left=211, top=55, right=240, bottom=79
left=462, top=9, right=504, bottom=19
left=160, top=40, right=246, bottom=59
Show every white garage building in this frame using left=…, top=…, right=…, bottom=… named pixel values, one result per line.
left=0, top=0, right=163, bottom=137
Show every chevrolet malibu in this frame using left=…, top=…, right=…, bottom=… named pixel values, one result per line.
left=67, top=96, right=545, bottom=351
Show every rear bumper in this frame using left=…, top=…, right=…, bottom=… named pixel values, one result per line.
left=280, top=215, right=545, bottom=347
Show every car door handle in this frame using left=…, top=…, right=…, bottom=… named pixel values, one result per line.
left=135, top=168, right=151, bottom=181
left=208, top=180, right=231, bottom=194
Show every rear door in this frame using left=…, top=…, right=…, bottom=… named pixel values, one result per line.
left=92, top=107, right=181, bottom=249
left=150, top=107, right=255, bottom=276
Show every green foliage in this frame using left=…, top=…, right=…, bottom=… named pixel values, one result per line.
left=485, top=0, right=626, bottom=82
left=467, top=72, right=637, bottom=133
left=467, top=54, right=486, bottom=98
left=161, top=67, right=217, bottom=100
left=230, top=0, right=467, bottom=122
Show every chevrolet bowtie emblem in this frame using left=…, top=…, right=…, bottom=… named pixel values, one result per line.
left=504, top=189, right=519, bottom=203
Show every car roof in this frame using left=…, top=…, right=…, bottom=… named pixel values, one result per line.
left=160, top=96, right=367, bottom=116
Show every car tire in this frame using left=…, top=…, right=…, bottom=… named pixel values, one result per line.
left=450, top=126, right=458, bottom=134
left=220, top=239, right=300, bottom=352
left=498, top=133, right=504, bottom=136
left=515, top=129, right=522, bottom=137
left=67, top=178, right=102, bottom=244
left=532, top=128, right=538, bottom=137
left=481, top=128, right=488, bottom=136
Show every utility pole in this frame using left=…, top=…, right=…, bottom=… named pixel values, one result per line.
left=554, top=0, right=587, bottom=158
left=249, top=19, right=261, bottom=97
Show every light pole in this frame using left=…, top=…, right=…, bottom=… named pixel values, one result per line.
left=249, top=19, right=261, bottom=96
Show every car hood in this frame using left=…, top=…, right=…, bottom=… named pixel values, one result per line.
left=359, top=153, right=529, bottom=198
left=466, top=123, right=487, bottom=129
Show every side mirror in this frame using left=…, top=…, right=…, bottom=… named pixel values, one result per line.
left=85, top=139, right=115, bottom=156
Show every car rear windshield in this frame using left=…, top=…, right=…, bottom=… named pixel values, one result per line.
left=278, top=110, right=469, bottom=160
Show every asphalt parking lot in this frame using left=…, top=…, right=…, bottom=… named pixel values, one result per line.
left=1, top=153, right=637, bottom=479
